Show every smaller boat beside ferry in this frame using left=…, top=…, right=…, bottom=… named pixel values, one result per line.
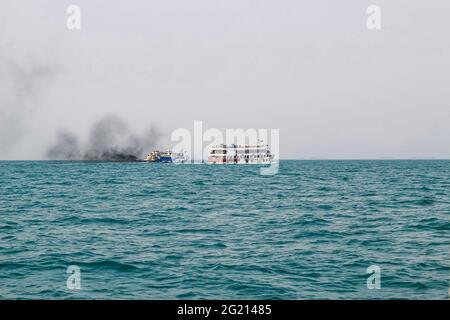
left=144, top=150, right=188, bottom=163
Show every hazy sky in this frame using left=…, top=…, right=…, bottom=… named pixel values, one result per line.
left=1, top=0, right=449, bottom=159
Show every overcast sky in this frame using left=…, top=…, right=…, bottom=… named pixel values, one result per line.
left=1, top=0, right=449, bottom=159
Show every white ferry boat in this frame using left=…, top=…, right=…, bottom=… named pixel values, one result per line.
left=207, top=142, right=273, bottom=164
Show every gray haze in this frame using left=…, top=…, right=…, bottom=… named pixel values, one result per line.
left=0, top=50, right=56, bottom=155
left=0, top=0, right=449, bottom=159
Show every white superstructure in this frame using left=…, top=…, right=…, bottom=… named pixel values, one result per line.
left=207, top=142, right=273, bottom=164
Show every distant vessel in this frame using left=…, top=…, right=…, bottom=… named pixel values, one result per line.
left=143, top=151, right=160, bottom=162
left=207, top=142, right=273, bottom=164
left=144, top=150, right=188, bottom=163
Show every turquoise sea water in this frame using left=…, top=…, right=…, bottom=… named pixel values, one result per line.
left=0, top=160, right=449, bottom=299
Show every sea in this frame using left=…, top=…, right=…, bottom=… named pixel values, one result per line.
left=0, top=160, right=448, bottom=299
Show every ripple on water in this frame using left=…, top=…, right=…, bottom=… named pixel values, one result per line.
left=0, top=160, right=448, bottom=299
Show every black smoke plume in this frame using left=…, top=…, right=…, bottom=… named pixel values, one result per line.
left=47, top=131, right=81, bottom=160
left=47, top=115, right=161, bottom=161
